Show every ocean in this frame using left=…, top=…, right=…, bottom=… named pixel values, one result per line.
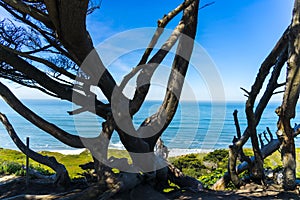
left=0, top=99, right=299, bottom=152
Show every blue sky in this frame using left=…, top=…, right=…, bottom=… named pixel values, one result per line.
left=0, top=0, right=294, bottom=101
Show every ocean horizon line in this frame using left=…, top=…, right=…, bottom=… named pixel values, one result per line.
left=0, top=99, right=292, bottom=152
left=2, top=98, right=284, bottom=104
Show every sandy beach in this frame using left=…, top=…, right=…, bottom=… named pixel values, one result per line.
left=167, top=148, right=213, bottom=157
left=49, top=148, right=213, bottom=157
left=48, top=148, right=87, bottom=155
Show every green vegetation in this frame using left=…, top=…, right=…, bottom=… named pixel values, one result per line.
left=0, top=161, right=26, bottom=176
left=0, top=148, right=130, bottom=179
left=1, top=147, right=300, bottom=187
left=170, top=148, right=300, bottom=189
left=170, top=149, right=229, bottom=189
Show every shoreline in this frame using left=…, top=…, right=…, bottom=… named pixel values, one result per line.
left=48, top=148, right=215, bottom=157
left=1, top=147, right=215, bottom=157
left=168, top=148, right=213, bottom=157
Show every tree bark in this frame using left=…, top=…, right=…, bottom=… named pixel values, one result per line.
left=0, top=81, right=104, bottom=148
left=276, top=0, right=300, bottom=190
left=142, top=0, right=199, bottom=150
left=233, top=28, right=288, bottom=149
left=214, top=139, right=281, bottom=190
left=213, top=123, right=300, bottom=190
left=0, top=0, right=202, bottom=197
left=225, top=29, right=288, bottom=188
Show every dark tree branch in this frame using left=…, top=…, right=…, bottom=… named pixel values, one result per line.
left=67, top=107, right=89, bottom=115
left=227, top=28, right=289, bottom=188
left=240, top=87, right=250, bottom=95
left=0, top=44, right=77, bottom=81
left=233, top=110, right=252, bottom=165
left=266, top=127, right=274, bottom=140
left=276, top=1, right=300, bottom=189
left=2, top=0, right=53, bottom=28
left=0, top=1, right=81, bottom=66
left=0, top=81, right=105, bottom=148
left=22, top=44, right=52, bottom=54
left=233, top=110, right=241, bottom=139
left=277, top=82, right=286, bottom=88
left=263, top=131, right=270, bottom=143
left=234, top=31, right=288, bottom=149
left=0, top=113, right=71, bottom=186
left=273, top=90, right=285, bottom=95
left=141, top=0, right=199, bottom=149
left=135, top=0, right=195, bottom=65
left=119, top=21, right=186, bottom=92
left=4, top=79, right=59, bottom=98
left=0, top=46, right=109, bottom=118
left=199, top=1, right=215, bottom=10
left=0, top=66, right=60, bottom=97
left=127, top=0, right=196, bottom=116
left=258, top=133, right=264, bottom=148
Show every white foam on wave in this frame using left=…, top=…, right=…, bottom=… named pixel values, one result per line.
left=168, top=148, right=213, bottom=157
left=109, top=141, right=126, bottom=150
left=48, top=148, right=86, bottom=155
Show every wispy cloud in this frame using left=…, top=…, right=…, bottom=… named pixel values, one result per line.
left=87, top=19, right=117, bottom=45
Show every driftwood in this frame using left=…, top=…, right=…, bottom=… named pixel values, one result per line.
left=213, top=124, right=300, bottom=190
left=223, top=21, right=289, bottom=189
left=223, top=0, right=300, bottom=191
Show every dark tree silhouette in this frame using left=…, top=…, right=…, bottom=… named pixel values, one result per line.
left=2, top=0, right=300, bottom=198
left=213, top=0, right=300, bottom=191
left=0, top=0, right=202, bottom=198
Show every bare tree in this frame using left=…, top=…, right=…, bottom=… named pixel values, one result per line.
left=0, top=0, right=203, bottom=198
left=213, top=0, right=300, bottom=191
left=277, top=0, right=300, bottom=190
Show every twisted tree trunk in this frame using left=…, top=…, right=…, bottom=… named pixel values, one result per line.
left=277, top=0, right=300, bottom=190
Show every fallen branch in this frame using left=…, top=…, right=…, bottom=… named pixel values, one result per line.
left=212, top=124, right=300, bottom=190
left=0, top=113, right=70, bottom=187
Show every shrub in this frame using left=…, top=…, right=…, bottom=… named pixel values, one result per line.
left=171, top=153, right=206, bottom=178
left=0, top=162, right=53, bottom=176
left=203, top=149, right=228, bottom=163
left=0, top=161, right=24, bottom=175
left=171, top=149, right=231, bottom=189
left=198, top=168, right=226, bottom=189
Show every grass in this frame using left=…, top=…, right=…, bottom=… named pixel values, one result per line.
left=0, top=148, right=131, bottom=179
left=1, top=147, right=300, bottom=183
left=244, top=148, right=300, bottom=177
